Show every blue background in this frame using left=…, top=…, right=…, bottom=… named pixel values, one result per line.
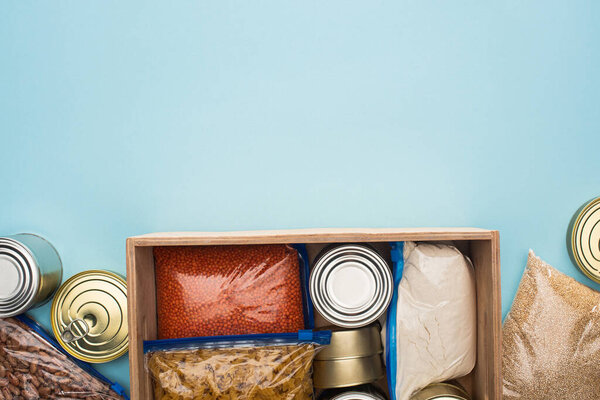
left=1, top=1, right=599, bottom=395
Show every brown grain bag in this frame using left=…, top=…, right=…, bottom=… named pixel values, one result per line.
left=502, top=251, right=600, bottom=399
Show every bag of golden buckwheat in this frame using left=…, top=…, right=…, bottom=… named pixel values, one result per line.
left=502, top=251, right=600, bottom=399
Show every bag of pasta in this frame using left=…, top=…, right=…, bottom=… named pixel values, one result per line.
left=144, top=330, right=331, bottom=400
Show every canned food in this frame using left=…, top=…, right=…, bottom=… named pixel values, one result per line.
left=51, top=270, right=128, bottom=363
left=314, top=324, right=385, bottom=389
left=410, top=382, right=470, bottom=400
left=316, top=324, right=382, bottom=360
left=568, top=197, right=600, bottom=283
left=319, top=384, right=387, bottom=400
left=313, top=355, right=385, bottom=389
left=0, top=234, right=62, bottom=318
left=310, top=244, right=393, bottom=328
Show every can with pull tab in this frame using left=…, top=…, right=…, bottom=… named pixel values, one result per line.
left=51, top=270, right=129, bottom=363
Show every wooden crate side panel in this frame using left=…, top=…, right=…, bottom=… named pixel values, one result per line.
left=471, top=232, right=502, bottom=400
left=127, top=241, right=156, bottom=400
left=129, top=228, right=493, bottom=246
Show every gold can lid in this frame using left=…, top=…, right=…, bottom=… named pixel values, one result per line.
left=51, top=270, right=128, bottom=363
left=568, top=197, right=600, bottom=283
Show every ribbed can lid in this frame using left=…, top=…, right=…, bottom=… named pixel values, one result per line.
left=568, top=197, right=600, bottom=283
left=331, top=393, right=384, bottom=400
left=410, top=383, right=471, bottom=400
left=51, top=270, right=128, bottom=363
left=0, top=238, right=39, bottom=318
left=310, top=245, right=392, bottom=328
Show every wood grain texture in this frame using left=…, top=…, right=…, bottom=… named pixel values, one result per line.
left=129, top=228, right=493, bottom=246
left=471, top=231, right=502, bottom=400
left=126, top=228, right=501, bottom=400
left=126, top=239, right=156, bottom=400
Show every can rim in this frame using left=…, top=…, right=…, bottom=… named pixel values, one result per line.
left=310, top=245, right=392, bottom=328
left=0, top=238, right=40, bottom=317
left=51, top=269, right=128, bottom=363
left=410, top=382, right=470, bottom=400
left=331, top=393, right=383, bottom=400
left=568, top=197, right=600, bottom=283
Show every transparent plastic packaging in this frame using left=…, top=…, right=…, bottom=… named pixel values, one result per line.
left=144, top=330, right=331, bottom=400
left=154, top=244, right=313, bottom=339
left=502, top=251, right=600, bottom=399
left=0, top=315, right=128, bottom=400
left=386, top=242, right=476, bottom=400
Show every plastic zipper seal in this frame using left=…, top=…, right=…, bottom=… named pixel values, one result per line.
left=386, top=241, right=404, bottom=400
left=15, top=314, right=129, bottom=400
left=144, top=329, right=331, bottom=353
left=293, top=243, right=315, bottom=329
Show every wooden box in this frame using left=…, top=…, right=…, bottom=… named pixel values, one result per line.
left=126, top=228, right=501, bottom=400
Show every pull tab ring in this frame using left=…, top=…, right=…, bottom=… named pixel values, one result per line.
left=60, top=318, right=90, bottom=344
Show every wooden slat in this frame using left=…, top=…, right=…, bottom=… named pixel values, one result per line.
left=471, top=231, right=502, bottom=400
left=130, top=228, right=493, bottom=246
left=126, top=240, right=156, bottom=400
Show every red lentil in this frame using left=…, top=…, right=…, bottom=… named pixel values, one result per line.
left=154, top=244, right=305, bottom=339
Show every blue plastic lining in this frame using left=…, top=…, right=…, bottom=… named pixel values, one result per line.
left=144, top=330, right=331, bottom=353
left=292, top=243, right=315, bottom=329
left=14, top=314, right=129, bottom=399
left=386, top=241, right=404, bottom=400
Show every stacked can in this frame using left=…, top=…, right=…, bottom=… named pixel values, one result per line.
left=313, top=324, right=385, bottom=389
left=319, top=384, right=387, bottom=400
left=410, top=382, right=471, bottom=400
left=310, top=244, right=393, bottom=328
left=0, top=234, right=62, bottom=318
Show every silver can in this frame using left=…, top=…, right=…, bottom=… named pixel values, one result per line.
left=0, top=234, right=63, bottom=317
left=319, top=384, right=387, bottom=400
left=410, top=382, right=471, bottom=400
left=310, top=244, right=393, bottom=328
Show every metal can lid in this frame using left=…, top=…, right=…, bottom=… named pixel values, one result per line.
left=568, top=197, right=600, bottom=283
left=331, top=393, right=384, bottom=400
left=310, top=245, right=393, bottom=328
left=410, top=383, right=471, bottom=400
left=51, top=270, right=128, bottom=363
left=0, top=238, right=40, bottom=318
left=319, top=384, right=387, bottom=400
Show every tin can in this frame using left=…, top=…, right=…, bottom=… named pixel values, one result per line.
left=310, top=244, right=393, bottom=328
left=319, top=384, right=387, bottom=400
left=314, top=355, right=385, bottom=389
left=51, top=270, right=128, bottom=363
left=567, top=197, right=600, bottom=283
left=316, top=324, right=383, bottom=360
left=314, top=324, right=385, bottom=389
left=410, top=382, right=470, bottom=400
left=0, top=234, right=62, bottom=318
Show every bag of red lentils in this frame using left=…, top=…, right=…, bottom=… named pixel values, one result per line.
left=144, top=330, right=331, bottom=400
left=154, top=244, right=314, bottom=339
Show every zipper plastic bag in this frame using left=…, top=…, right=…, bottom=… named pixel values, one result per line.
left=385, top=242, right=476, bottom=400
left=144, top=330, right=331, bottom=400
left=0, top=315, right=128, bottom=400
left=154, top=244, right=314, bottom=339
